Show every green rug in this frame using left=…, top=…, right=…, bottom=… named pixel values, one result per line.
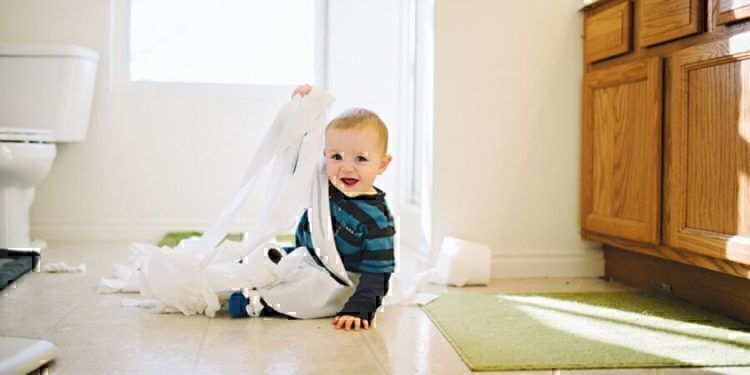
left=157, top=231, right=295, bottom=247
left=422, top=289, right=750, bottom=371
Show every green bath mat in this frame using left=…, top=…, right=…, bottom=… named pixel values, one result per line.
left=157, top=231, right=295, bottom=248
left=422, top=289, right=750, bottom=371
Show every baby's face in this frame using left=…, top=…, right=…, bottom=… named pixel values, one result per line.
left=324, top=127, right=391, bottom=197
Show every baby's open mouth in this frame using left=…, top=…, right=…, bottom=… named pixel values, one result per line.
left=340, top=178, right=359, bottom=187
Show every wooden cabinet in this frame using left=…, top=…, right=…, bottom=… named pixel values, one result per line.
left=582, top=0, right=750, bottom=318
left=717, top=0, right=750, bottom=25
left=666, top=33, right=750, bottom=265
left=638, top=0, right=702, bottom=47
left=582, top=57, right=662, bottom=244
left=585, top=0, right=632, bottom=63
left=583, top=0, right=750, bottom=323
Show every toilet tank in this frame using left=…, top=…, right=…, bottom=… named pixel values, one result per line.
left=0, top=44, right=99, bottom=142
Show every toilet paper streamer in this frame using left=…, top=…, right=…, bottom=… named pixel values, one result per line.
left=99, top=87, right=352, bottom=317
left=99, top=87, right=491, bottom=315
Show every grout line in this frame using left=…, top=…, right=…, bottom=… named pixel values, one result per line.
left=42, top=291, right=96, bottom=337
left=360, top=332, right=390, bottom=375
left=191, top=315, right=213, bottom=370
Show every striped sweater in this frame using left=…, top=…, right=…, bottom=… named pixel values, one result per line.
left=291, top=183, right=395, bottom=321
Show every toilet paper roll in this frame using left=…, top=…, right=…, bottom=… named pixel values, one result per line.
left=431, top=236, right=491, bottom=287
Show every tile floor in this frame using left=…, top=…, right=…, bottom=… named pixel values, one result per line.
left=2, top=241, right=749, bottom=374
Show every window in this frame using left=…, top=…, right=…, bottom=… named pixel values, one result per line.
left=129, top=0, right=325, bottom=85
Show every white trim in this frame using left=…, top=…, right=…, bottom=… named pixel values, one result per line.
left=396, top=202, right=425, bottom=249
left=33, top=223, right=604, bottom=278
left=315, top=0, right=329, bottom=88
left=490, top=248, right=604, bottom=278
left=395, top=0, right=434, bottom=252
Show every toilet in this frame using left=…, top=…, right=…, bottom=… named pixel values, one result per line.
left=0, top=45, right=98, bottom=249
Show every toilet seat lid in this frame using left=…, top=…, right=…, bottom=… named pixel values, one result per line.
left=0, top=128, right=54, bottom=143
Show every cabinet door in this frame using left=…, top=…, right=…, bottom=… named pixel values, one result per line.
left=582, top=57, right=663, bottom=244
left=585, top=0, right=632, bottom=63
left=667, top=32, right=750, bottom=265
left=639, top=0, right=702, bottom=47
left=717, top=0, right=750, bottom=25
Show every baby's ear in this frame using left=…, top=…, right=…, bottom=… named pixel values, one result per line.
left=378, top=154, right=393, bottom=174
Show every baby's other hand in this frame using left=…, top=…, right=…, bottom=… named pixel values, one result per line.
left=291, top=84, right=312, bottom=98
left=333, top=314, right=369, bottom=331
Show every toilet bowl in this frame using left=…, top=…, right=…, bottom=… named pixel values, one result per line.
left=0, top=128, right=56, bottom=248
left=0, top=44, right=98, bottom=250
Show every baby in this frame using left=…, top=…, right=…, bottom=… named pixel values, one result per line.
left=231, top=85, right=395, bottom=331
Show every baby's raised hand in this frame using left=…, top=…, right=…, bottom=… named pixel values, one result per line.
left=333, top=314, right=370, bottom=331
left=291, top=84, right=312, bottom=98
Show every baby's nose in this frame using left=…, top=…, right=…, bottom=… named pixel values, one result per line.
left=340, top=162, right=355, bottom=172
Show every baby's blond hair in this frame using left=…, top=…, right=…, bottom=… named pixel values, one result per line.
left=327, top=108, right=389, bottom=154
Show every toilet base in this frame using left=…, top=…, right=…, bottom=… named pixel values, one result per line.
left=0, top=187, right=34, bottom=249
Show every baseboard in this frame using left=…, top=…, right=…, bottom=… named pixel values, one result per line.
left=30, top=222, right=256, bottom=244
left=32, top=223, right=605, bottom=278
left=491, top=248, right=604, bottom=278
left=604, top=246, right=750, bottom=324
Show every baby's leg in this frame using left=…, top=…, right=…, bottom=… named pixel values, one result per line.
left=222, top=246, right=285, bottom=317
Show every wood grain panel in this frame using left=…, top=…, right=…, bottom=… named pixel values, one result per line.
left=592, top=82, right=647, bottom=222
left=582, top=57, right=662, bottom=243
left=718, top=0, right=750, bottom=25
left=585, top=0, right=632, bottom=63
left=639, top=0, right=702, bottom=47
left=666, top=30, right=750, bottom=265
left=686, top=65, right=740, bottom=235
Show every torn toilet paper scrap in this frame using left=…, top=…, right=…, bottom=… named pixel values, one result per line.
left=43, top=262, right=87, bottom=273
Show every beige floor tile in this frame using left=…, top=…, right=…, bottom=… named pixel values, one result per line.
left=0, top=271, right=92, bottom=337
left=361, top=305, right=472, bottom=374
left=5, top=241, right=745, bottom=375
left=42, top=287, right=209, bottom=371
left=41, top=361, right=196, bottom=375
left=192, top=363, right=386, bottom=375
left=197, top=313, right=384, bottom=371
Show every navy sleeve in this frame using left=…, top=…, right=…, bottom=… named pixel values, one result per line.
left=283, top=210, right=309, bottom=254
left=337, top=272, right=391, bottom=322
left=360, top=226, right=395, bottom=273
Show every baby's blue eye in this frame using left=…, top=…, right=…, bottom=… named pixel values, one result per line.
left=331, top=154, right=343, bottom=161
left=356, top=155, right=368, bottom=162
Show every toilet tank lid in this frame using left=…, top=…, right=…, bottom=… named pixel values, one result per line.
left=0, top=44, right=99, bottom=62
left=0, top=128, right=54, bottom=143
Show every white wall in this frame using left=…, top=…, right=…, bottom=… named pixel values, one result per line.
left=432, top=0, right=603, bottom=277
left=0, top=0, right=292, bottom=242
left=0, top=0, right=405, bottom=243
left=1, top=0, right=602, bottom=277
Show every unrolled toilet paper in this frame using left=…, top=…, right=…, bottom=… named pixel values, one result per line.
left=385, top=236, right=491, bottom=306
left=430, top=236, right=491, bottom=287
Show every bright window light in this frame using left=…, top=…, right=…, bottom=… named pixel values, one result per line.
left=130, top=0, right=317, bottom=85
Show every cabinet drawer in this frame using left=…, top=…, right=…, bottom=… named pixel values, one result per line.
left=585, top=0, right=632, bottom=63
left=639, top=0, right=702, bottom=47
left=717, top=0, right=750, bottom=25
